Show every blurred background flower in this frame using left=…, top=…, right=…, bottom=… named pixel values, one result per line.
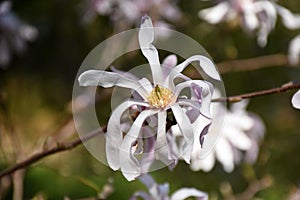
left=199, top=0, right=300, bottom=47
left=80, top=0, right=182, bottom=31
left=191, top=100, right=265, bottom=173
left=0, top=1, right=38, bottom=68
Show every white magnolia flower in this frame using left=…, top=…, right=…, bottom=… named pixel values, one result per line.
left=81, top=0, right=182, bottom=30
left=288, top=35, right=300, bottom=66
left=79, top=16, right=221, bottom=181
left=190, top=100, right=265, bottom=173
left=131, top=174, right=208, bottom=200
left=292, top=90, right=300, bottom=109
left=199, top=0, right=300, bottom=47
left=0, top=1, right=38, bottom=68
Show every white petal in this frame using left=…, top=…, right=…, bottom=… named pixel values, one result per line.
left=155, top=111, right=174, bottom=165
left=276, top=5, right=300, bottom=29
left=224, top=126, right=252, bottom=150
left=171, top=104, right=194, bottom=163
left=288, top=35, right=300, bottom=65
left=166, top=55, right=221, bottom=90
left=198, top=2, right=230, bottom=24
left=171, top=188, right=208, bottom=200
left=139, top=15, right=163, bottom=85
left=78, top=70, right=149, bottom=99
left=175, top=80, right=214, bottom=118
left=292, top=90, right=300, bottom=109
left=106, top=100, right=149, bottom=170
left=191, top=151, right=215, bottom=172
left=119, top=109, right=158, bottom=181
left=162, top=54, right=178, bottom=79
left=243, top=6, right=259, bottom=31
left=215, top=137, right=234, bottom=173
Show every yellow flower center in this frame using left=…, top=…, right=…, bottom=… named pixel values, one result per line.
left=147, top=85, right=174, bottom=108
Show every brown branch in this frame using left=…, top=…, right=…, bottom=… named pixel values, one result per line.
left=0, top=128, right=105, bottom=179
left=213, top=82, right=300, bottom=102
left=0, top=82, right=300, bottom=179
left=217, top=54, right=292, bottom=74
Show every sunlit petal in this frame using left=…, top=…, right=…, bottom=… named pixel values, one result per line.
left=78, top=70, right=150, bottom=99
left=119, top=109, right=158, bottom=181
left=171, top=104, right=194, bottom=163
left=139, top=15, right=163, bottom=85
left=166, top=55, right=221, bottom=89
left=106, top=100, right=149, bottom=170
left=175, top=80, right=213, bottom=118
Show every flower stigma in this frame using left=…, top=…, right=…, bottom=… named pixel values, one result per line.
left=147, top=85, right=175, bottom=109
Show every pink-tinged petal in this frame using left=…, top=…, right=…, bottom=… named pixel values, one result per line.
left=106, top=100, right=149, bottom=170
left=78, top=70, right=149, bottom=99
left=166, top=56, right=220, bottom=90
left=198, top=2, right=230, bottom=24
left=292, top=90, right=300, bottom=109
left=242, top=6, right=259, bottom=32
left=288, top=35, right=300, bottom=65
left=119, top=109, right=158, bottom=181
left=139, top=15, right=163, bottom=85
left=276, top=5, right=300, bottom=29
left=215, top=137, right=234, bottom=173
left=175, top=80, right=213, bottom=118
left=171, top=188, right=208, bottom=200
left=171, top=104, right=194, bottom=163
left=162, top=54, right=178, bottom=79
left=254, top=1, right=277, bottom=47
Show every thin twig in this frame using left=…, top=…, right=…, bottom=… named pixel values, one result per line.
left=1, top=82, right=300, bottom=179
left=217, top=54, right=292, bottom=74
left=213, top=82, right=300, bottom=102
left=0, top=128, right=104, bottom=179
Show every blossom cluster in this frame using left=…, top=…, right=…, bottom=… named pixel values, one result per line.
left=199, top=0, right=300, bottom=49
left=79, top=15, right=221, bottom=181
left=81, top=0, right=182, bottom=31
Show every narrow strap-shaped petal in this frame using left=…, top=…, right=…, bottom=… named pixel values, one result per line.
left=155, top=111, right=175, bottom=166
left=275, top=4, right=300, bottom=29
left=140, top=127, right=156, bottom=174
left=292, top=90, right=300, bottom=109
left=171, top=103, right=194, bottom=163
left=175, top=80, right=213, bottom=119
left=106, top=100, right=149, bottom=170
left=78, top=70, right=149, bottom=99
left=165, top=55, right=220, bottom=90
left=139, top=15, right=163, bottom=85
left=198, top=1, right=230, bottom=24
left=119, top=109, right=158, bottom=181
left=215, top=137, right=234, bottom=173
left=170, top=188, right=208, bottom=200
left=162, top=54, right=178, bottom=79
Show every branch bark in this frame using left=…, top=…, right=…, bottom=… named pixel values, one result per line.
left=0, top=82, right=300, bottom=179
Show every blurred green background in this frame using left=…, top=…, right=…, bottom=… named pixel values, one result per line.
left=0, top=0, right=300, bottom=199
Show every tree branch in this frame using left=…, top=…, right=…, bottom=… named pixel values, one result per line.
left=0, top=128, right=105, bottom=179
left=213, top=82, right=300, bottom=102
left=1, top=82, right=300, bottom=179
left=217, top=54, right=292, bottom=74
